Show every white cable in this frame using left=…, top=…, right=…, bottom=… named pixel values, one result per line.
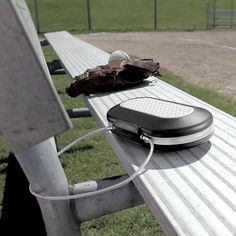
left=57, top=126, right=112, bottom=156
left=29, top=127, right=154, bottom=201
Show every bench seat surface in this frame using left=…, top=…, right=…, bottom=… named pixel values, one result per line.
left=45, top=31, right=236, bottom=236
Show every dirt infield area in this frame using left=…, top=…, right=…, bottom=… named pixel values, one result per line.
left=79, top=31, right=236, bottom=99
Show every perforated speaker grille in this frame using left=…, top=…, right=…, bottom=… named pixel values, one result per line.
left=120, top=98, right=194, bottom=118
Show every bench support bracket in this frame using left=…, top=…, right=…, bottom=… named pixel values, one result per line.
left=72, top=175, right=144, bottom=222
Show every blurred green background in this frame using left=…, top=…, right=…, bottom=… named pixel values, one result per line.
left=26, top=0, right=236, bottom=33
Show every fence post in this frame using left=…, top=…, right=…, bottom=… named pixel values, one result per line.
left=34, top=0, right=40, bottom=33
left=87, top=0, right=92, bottom=30
left=206, top=0, right=209, bottom=29
left=230, top=0, right=234, bottom=28
left=212, top=0, right=216, bottom=28
left=154, top=0, right=157, bottom=29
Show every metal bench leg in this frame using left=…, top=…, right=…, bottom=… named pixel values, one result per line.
left=67, top=108, right=92, bottom=118
left=15, top=138, right=80, bottom=236
left=47, top=60, right=66, bottom=75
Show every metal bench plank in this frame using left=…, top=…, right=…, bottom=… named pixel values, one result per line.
left=45, top=31, right=109, bottom=78
left=45, top=31, right=236, bottom=236
left=0, top=2, right=72, bottom=154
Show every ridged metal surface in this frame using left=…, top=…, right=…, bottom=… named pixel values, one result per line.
left=0, top=4, right=72, bottom=154
left=45, top=31, right=236, bottom=236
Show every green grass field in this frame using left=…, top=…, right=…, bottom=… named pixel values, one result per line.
left=25, top=0, right=236, bottom=33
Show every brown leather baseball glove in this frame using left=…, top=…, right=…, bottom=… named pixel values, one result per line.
left=65, top=59, right=160, bottom=97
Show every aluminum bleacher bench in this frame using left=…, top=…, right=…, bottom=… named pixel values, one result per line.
left=1, top=0, right=236, bottom=235
left=45, top=31, right=236, bottom=236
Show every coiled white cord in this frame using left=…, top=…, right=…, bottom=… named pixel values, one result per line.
left=57, top=126, right=112, bottom=156
left=29, top=127, right=154, bottom=200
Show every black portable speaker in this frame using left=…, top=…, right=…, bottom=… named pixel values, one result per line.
left=107, top=97, right=214, bottom=148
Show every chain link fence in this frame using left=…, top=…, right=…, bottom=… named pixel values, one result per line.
left=207, top=0, right=236, bottom=28
left=26, top=0, right=235, bottom=33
